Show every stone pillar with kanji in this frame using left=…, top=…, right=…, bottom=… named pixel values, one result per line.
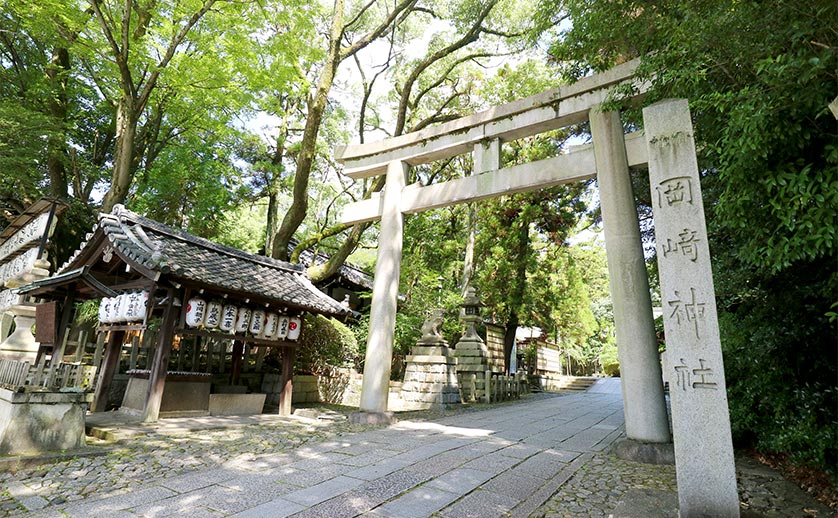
left=644, top=98, right=739, bottom=517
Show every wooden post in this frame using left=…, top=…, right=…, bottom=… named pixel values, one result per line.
left=484, top=369, right=492, bottom=404
left=129, top=335, right=139, bottom=370
left=91, top=330, right=126, bottom=413
left=141, top=328, right=154, bottom=369
left=278, top=346, right=296, bottom=416
left=217, top=340, right=225, bottom=373
left=230, top=340, right=244, bottom=385
left=255, top=346, right=266, bottom=371
left=191, top=335, right=200, bottom=372
left=142, top=290, right=177, bottom=423
left=176, top=335, right=185, bottom=371
left=75, top=330, right=88, bottom=362
left=242, top=343, right=251, bottom=372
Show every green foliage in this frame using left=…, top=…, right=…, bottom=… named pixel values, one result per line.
left=295, top=314, right=359, bottom=376
left=717, top=252, right=837, bottom=476
left=215, top=202, right=268, bottom=254
left=75, top=299, right=100, bottom=327
left=599, top=340, right=619, bottom=377
left=394, top=207, right=472, bottom=363
left=45, top=198, right=97, bottom=270
left=129, top=129, right=249, bottom=238
left=0, top=102, right=54, bottom=192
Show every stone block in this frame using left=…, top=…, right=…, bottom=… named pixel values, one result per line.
left=349, top=411, right=396, bottom=426
left=410, top=346, right=454, bottom=357
left=0, top=387, right=93, bottom=455
left=405, top=355, right=456, bottom=365
left=122, top=375, right=210, bottom=415
left=208, top=393, right=267, bottom=416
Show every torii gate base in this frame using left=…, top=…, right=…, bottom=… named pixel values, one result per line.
left=336, top=62, right=739, bottom=516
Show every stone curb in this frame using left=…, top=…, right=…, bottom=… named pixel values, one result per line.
left=0, top=446, right=116, bottom=474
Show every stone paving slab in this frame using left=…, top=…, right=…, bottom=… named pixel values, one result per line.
left=285, top=476, right=367, bottom=506
left=229, top=497, right=305, bottom=518
left=439, top=488, right=520, bottom=518
left=1, top=379, right=831, bottom=518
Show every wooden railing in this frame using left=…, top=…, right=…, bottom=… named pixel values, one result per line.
left=457, top=370, right=528, bottom=404
left=0, top=358, right=97, bottom=391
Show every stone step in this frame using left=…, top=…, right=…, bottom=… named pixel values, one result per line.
left=528, top=376, right=599, bottom=393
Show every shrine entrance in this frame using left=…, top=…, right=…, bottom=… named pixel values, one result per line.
left=335, top=61, right=740, bottom=516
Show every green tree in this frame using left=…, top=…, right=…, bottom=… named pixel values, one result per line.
left=270, top=0, right=535, bottom=285
left=475, top=183, right=588, bottom=373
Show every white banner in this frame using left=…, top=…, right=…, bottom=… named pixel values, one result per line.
left=0, top=288, right=21, bottom=315
left=0, top=212, right=49, bottom=265
left=0, top=248, right=39, bottom=284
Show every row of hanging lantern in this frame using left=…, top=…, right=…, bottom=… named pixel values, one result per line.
left=99, top=291, right=150, bottom=324
left=184, top=297, right=302, bottom=341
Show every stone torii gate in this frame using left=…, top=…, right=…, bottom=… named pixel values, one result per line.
left=335, top=60, right=740, bottom=517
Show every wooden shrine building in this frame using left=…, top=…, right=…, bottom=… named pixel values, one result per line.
left=20, top=205, right=350, bottom=422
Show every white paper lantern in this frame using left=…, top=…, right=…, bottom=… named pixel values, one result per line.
left=249, top=309, right=266, bottom=335
left=263, top=313, right=279, bottom=338
left=220, top=305, right=237, bottom=332
left=105, top=294, right=118, bottom=323
left=287, top=316, right=302, bottom=341
left=185, top=297, right=207, bottom=328
left=108, top=294, right=125, bottom=323
left=98, top=297, right=111, bottom=324
left=205, top=301, right=222, bottom=329
left=135, top=291, right=149, bottom=321
left=124, top=292, right=142, bottom=321
left=235, top=308, right=251, bottom=333
left=276, top=316, right=290, bottom=340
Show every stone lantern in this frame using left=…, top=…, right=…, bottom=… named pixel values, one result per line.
left=459, top=286, right=484, bottom=342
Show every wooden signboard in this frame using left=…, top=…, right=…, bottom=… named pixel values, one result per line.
left=35, top=301, right=58, bottom=344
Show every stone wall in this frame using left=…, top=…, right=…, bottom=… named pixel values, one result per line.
left=536, top=344, right=563, bottom=375
left=484, top=324, right=506, bottom=373
left=263, top=371, right=401, bottom=409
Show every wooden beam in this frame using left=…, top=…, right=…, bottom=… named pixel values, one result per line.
left=340, top=132, right=648, bottom=224
left=336, top=60, right=647, bottom=178
left=91, top=329, right=126, bottom=413
left=230, top=340, right=244, bottom=385
left=142, top=289, right=177, bottom=423
left=278, top=346, right=296, bottom=417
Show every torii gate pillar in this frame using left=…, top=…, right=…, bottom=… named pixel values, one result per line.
left=353, top=160, right=408, bottom=422
left=591, top=108, right=672, bottom=445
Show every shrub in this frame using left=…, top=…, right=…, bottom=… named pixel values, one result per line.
left=599, top=339, right=620, bottom=377
left=294, top=314, right=359, bottom=376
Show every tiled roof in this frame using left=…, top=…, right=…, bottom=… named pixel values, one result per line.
left=61, top=206, right=351, bottom=317
left=291, top=240, right=373, bottom=290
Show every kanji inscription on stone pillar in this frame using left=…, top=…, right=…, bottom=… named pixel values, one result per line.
left=644, top=98, right=739, bottom=517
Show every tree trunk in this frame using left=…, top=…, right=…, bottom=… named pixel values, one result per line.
left=102, top=96, right=138, bottom=212
left=45, top=47, right=70, bottom=200
left=461, top=202, right=476, bottom=295
left=306, top=220, right=371, bottom=283
left=503, top=220, right=530, bottom=373
left=264, top=189, right=279, bottom=256
left=271, top=0, right=345, bottom=261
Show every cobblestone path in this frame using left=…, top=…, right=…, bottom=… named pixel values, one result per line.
left=0, top=418, right=365, bottom=516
